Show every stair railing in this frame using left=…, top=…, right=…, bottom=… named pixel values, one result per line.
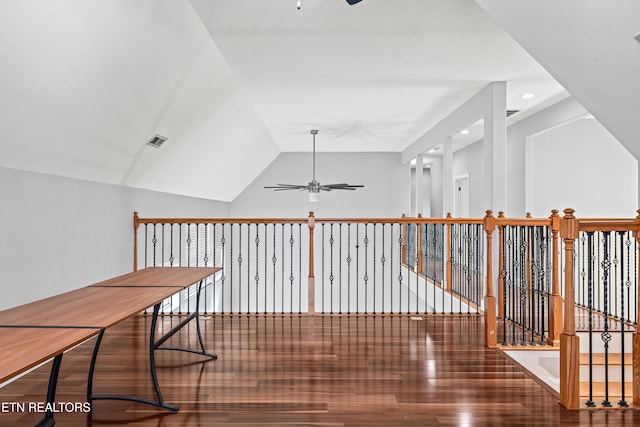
left=559, top=209, right=640, bottom=409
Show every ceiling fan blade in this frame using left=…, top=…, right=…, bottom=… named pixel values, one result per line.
left=264, top=184, right=307, bottom=189
left=323, top=184, right=364, bottom=188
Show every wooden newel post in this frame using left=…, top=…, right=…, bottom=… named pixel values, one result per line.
left=308, top=212, right=316, bottom=316
left=133, top=211, right=140, bottom=271
left=446, top=213, right=452, bottom=292
left=417, top=214, right=423, bottom=273
left=483, top=210, right=497, bottom=348
left=497, top=211, right=505, bottom=319
left=559, top=208, right=580, bottom=409
left=634, top=209, right=640, bottom=406
left=548, top=209, right=563, bottom=346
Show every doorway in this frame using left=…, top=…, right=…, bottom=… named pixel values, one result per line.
left=454, top=175, right=469, bottom=217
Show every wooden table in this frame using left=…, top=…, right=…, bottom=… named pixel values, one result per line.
left=0, top=267, right=219, bottom=427
left=0, top=327, right=100, bottom=384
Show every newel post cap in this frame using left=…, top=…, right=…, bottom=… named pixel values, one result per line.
left=560, top=208, right=579, bottom=240
left=308, top=211, right=315, bottom=229
left=483, top=210, right=496, bottom=233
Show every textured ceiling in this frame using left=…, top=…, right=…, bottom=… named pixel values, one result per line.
left=2, top=0, right=636, bottom=202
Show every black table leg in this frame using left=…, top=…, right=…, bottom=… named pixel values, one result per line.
left=34, top=354, right=62, bottom=427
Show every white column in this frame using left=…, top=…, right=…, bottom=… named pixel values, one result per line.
left=410, top=165, right=416, bottom=216
left=443, top=137, right=453, bottom=217
left=483, top=82, right=507, bottom=214
left=415, top=154, right=424, bottom=216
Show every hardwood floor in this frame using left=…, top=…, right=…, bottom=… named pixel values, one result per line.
left=1, top=315, right=639, bottom=426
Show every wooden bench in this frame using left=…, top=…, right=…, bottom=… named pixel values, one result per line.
left=0, top=267, right=219, bottom=427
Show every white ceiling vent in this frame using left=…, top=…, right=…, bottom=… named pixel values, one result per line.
left=506, top=110, right=520, bottom=117
left=146, top=134, right=167, bottom=148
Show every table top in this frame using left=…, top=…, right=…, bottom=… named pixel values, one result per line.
left=0, top=267, right=219, bottom=328
left=88, top=267, right=220, bottom=288
left=0, top=326, right=100, bottom=384
left=0, top=267, right=218, bottom=383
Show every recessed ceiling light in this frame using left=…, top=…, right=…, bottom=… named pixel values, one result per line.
left=521, top=93, right=535, bottom=100
left=460, top=129, right=470, bottom=135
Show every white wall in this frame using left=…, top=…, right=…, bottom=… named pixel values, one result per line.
left=0, top=167, right=229, bottom=310
left=429, top=158, right=443, bottom=217
left=529, top=119, right=637, bottom=217
left=231, top=152, right=410, bottom=218
left=449, top=96, right=637, bottom=218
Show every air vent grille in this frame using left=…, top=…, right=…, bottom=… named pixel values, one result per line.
left=147, top=134, right=167, bottom=148
left=506, top=110, right=520, bottom=117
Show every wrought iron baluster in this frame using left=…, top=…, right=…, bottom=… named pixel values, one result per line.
left=161, top=224, right=165, bottom=268
left=298, top=223, right=302, bottom=315
left=272, top=223, right=277, bottom=315
left=347, top=223, right=352, bottom=315
left=179, top=223, right=183, bottom=267
left=289, top=223, right=294, bottom=315
left=601, top=231, right=612, bottom=407
left=220, top=224, right=226, bottom=315
left=356, top=224, right=360, bottom=315
left=203, top=224, right=208, bottom=314
left=586, top=231, right=595, bottom=407
left=255, top=224, right=260, bottom=316
left=339, top=223, right=343, bottom=315
left=501, top=225, right=507, bottom=346
left=247, top=223, right=251, bottom=314
left=618, top=231, right=629, bottom=407
left=280, top=223, right=285, bottom=316
left=397, top=225, right=403, bottom=314
left=509, top=226, right=516, bottom=346
left=144, top=224, right=148, bottom=269
left=414, top=223, right=418, bottom=314
left=152, top=224, right=157, bottom=267
left=230, top=224, right=234, bottom=315
left=238, top=224, right=243, bottom=314
left=364, top=223, right=369, bottom=315
left=330, top=223, right=335, bottom=315
left=322, top=224, right=325, bottom=314
left=289, top=224, right=295, bottom=316
left=169, top=224, right=174, bottom=267
left=453, top=223, right=458, bottom=301
left=264, top=223, right=268, bottom=316
left=381, top=223, right=386, bottom=315
left=529, top=226, right=535, bottom=345
left=373, top=224, right=376, bottom=315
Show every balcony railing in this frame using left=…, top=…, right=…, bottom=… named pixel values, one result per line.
left=133, top=213, right=484, bottom=316
left=132, top=209, right=640, bottom=410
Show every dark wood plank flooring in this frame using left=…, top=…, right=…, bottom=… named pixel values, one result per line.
left=1, top=315, right=639, bottom=426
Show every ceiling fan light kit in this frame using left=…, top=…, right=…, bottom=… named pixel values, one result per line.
left=265, top=130, right=363, bottom=202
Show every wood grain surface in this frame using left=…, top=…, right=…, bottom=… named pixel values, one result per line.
left=1, top=315, right=638, bottom=426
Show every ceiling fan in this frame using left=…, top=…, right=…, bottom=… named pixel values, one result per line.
left=265, top=130, right=363, bottom=202
left=298, top=0, right=362, bottom=9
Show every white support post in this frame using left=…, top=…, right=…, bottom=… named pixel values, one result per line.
left=483, top=82, right=507, bottom=214
left=415, top=154, right=424, bottom=216
left=443, top=136, right=453, bottom=217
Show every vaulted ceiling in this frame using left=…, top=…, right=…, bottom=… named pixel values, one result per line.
left=1, top=1, right=637, bottom=201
